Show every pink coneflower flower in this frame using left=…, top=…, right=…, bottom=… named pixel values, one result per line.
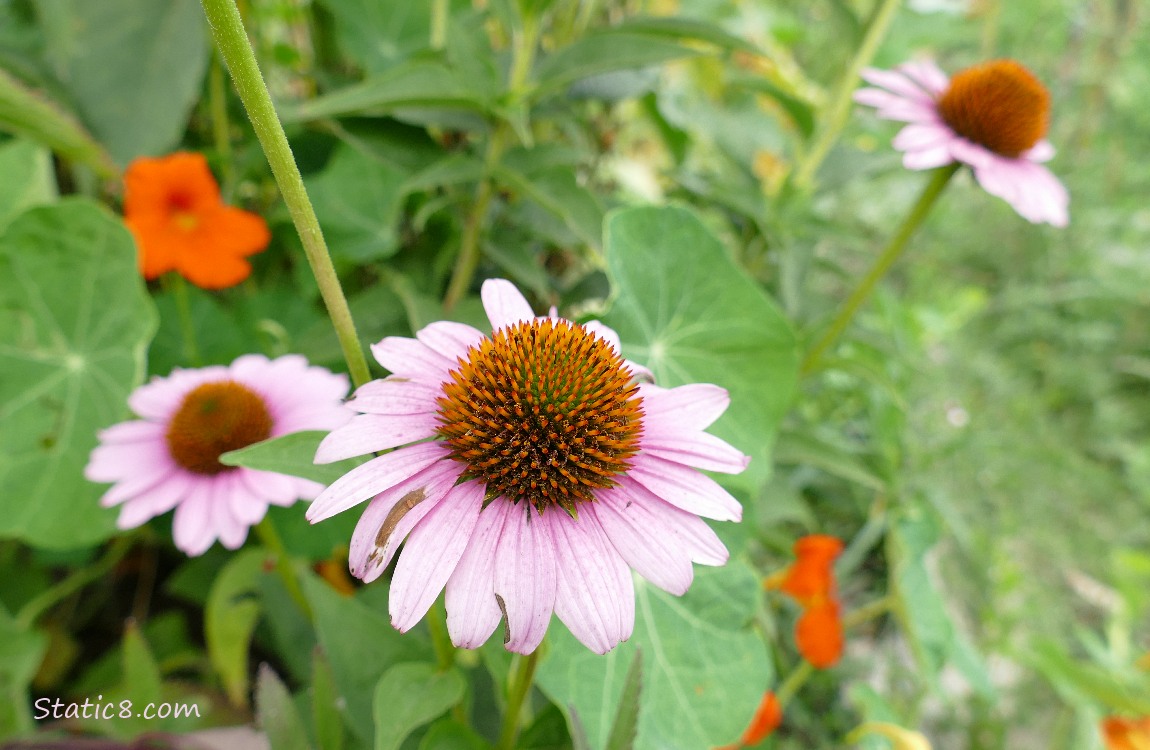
left=307, top=280, right=747, bottom=654
left=85, top=355, right=350, bottom=556
left=855, top=59, right=1069, bottom=227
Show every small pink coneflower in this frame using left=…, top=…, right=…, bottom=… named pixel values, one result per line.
left=86, top=355, right=350, bottom=555
left=307, top=279, right=748, bottom=654
left=855, top=58, right=1068, bottom=227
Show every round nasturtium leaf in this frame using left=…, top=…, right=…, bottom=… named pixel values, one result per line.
left=0, top=199, right=157, bottom=548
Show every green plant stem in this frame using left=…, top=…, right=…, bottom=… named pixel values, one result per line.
left=791, top=0, right=902, bottom=191
left=842, top=595, right=894, bottom=630
left=199, top=0, right=371, bottom=388
left=164, top=273, right=202, bottom=366
left=16, top=536, right=136, bottom=629
left=495, top=649, right=541, bottom=750
left=208, top=53, right=236, bottom=199
left=430, top=0, right=449, bottom=50
left=774, top=660, right=814, bottom=710
left=253, top=516, right=313, bottom=621
left=427, top=598, right=456, bottom=671
left=801, top=162, right=959, bottom=375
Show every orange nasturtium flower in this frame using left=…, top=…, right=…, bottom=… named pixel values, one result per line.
left=717, top=691, right=782, bottom=749
left=123, top=152, right=270, bottom=289
left=1102, top=716, right=1150, bottom=750
left=767, top=535, right=845, bottom=669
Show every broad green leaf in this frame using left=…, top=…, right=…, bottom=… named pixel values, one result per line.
left=495, top=165, right=604, bottom=249
left=221, top=430, right=368, bottom=486
left=404, top=154, right=485, bottom=194
left=42, top=0, right=208, bottom=165
left=0, top=605, right=47, bottom=735
left=599, top=206, right=799, bottom=491
left=302, top=573, right=435, bottom=743
left=0, top=68, right=117, bottom=178
left=313, top=648, right=347, bottom=750
left=0, top=139, right=56, bottom=229
left=418, top=719, right=489, bottom=750
left=729, top=73, right=816, bottom=140
left=257, top=664, right=313, bottom=750
left=206, top=549, right=266, bottom=708
left=772, top=429, right=887, bottom=492
left=605, top=649, right=643, bottom=750
left=306, top=144, right=410, bottom=263
left=314, top=0, right=435, bottom=73
left=373, top=662, right=466, bottom=750
left=609, top=17, right=763, bottom=55
left=536, top=563, right=771, bottom=750
left=534, top=33, right=701, bottom=99
left=0, top=199, right=157, bottom=548
left=1024, top=640, right=1150, bottom=714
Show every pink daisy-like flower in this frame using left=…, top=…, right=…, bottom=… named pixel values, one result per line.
left=307, top=279, right=748, bottom=655
left=854, top=58, right=1069, bottom=227
left=86, top=354, right=351, bottom=556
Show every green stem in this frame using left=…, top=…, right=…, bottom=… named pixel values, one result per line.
left=790, top=0, right=902, bottom=191
left=842, top=595, right=894, bottom=630
left=166, top=273, right=202, bottom=366
left=199, top=0, right=371, bottom=388
left=253, top=516, right=313, bottom=621
left=208, top=53, right=236, bottom=199
left=495, top=649, right=540, bottom=750
left=774, top=660, right=814, bottom=710
left=430, top=0, right=449, bottom=51
left=427, top=598, right=456, bottom=671
left=16, top=536, right=135, bottom=629
left=801, top=162, right=959, bottom=375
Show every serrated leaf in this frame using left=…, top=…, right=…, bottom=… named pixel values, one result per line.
left=0, top=199, right=157, bottom=548
left=373, top=663, right=466, bottom=750
left=257, top=664, right=313, bottom=750
left=221, top=430, right=368, bottom=486
left=206, top=549, right=266, bottom=708
left=599, top=206, right=799, bottom=492
left=536, top=564, right=771, bottom=750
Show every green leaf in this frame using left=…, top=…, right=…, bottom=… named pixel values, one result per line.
left=534, top=33, right=701, bottom=99
left=41, top=0, right=209, bottom=165
left=0, top=199, right=157, bottom=548
left=281, top=60, right=493, bottom=123
left=373, top=662, right=466, bottom=750
left=1024, top=641, right=1150, bottom=715
left=312, top=648, right=347, bottom=750
left=257, top=664, right=313, bottom=750
left=772, top=428, right=887, bottom=492
left=206, top=549, right=266, bottom=708
left=536, top=563, right=771, bottom=750
left=495, top=165, right=604, bottom=249
left=314, top=0, right=435, bottom=73
left=221, top=430, right=368, bottom=486
left=604, top=649, right=643, bottom=750
left=609, top=17, right=762, bottom=55
left=729, top=73, right=816, bottom=140
left=418, top=719, right=489, bottom=750
left=0, top=139, right=56, bottom=230
left=306, top=143, right=410, bottom=263
left=599, top=206, right=799, bottom=491
left=0, top=68, right=117, bottom=177
left=302, top=573, right=435, bottom=743
left=0, top=605, right=47, bottom=735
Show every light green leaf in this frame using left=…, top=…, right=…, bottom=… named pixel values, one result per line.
left=534, top=33, right=701, bottom=99
left=0, top=139, right=56, bottom=230
left=536, top=563, right=771, bottom=750
left=495, top=165, right=604, bottom=249
left=206, top=549, right=266, bottom=708
left=418, top=719, right=489, bottom=750
left=772, top=429, right=887, bottom=492
left=604, top=649, right=643, bottom=750
left=221, top=430, right=368, bottom=486
left=314, top=0, right=434, bottom=73
left=0, top=199, right=157, bottom=548
left=0, top=605, right=47, bottom=735
left=599, top=206, right=799, bottom=491
left=312, top=648, right=347, bottom=750
left=42, top=0, right=208, bottom=165
left=609, top=17, right=763, bottom=55
left=373, top=662, right=466, bottom=750
left=257, top=664, right=313, bottom=750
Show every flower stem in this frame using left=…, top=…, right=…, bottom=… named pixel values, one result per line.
left=790, top=0, right=902, bottom=191
left=774, top=660, right=814, bottom=710
left=427, top=598, right=456, bottom=671
left=208, top=52, right=236, bottom=199
left=165, top=273, right=202, bottom=366
left=16, top=535, right=136, bottom=629
left=430, top=0, right=449, bottom=51
left=253, top=516, right=314, bottom=622
left=842, top=595, right=894, bottom=630
left=199, top=0, right=371, bottom=388
left=495, top=649, right=541, bottom=750
left=801, top=162, right=959, bottom=376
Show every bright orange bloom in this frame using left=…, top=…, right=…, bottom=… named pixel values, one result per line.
left=768, top=534, right=845, bottom=668
left=1103, top=717, right=1150, bottom=750
left=717, top=691, right=782, bottom=749
left=123, top=152, right=270, bottom=289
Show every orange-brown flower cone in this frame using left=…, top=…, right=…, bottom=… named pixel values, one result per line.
left=123, top=152, right=270, bottom=289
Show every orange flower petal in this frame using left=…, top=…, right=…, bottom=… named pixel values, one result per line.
left=124, top=152, right=221, bottom=218
left=213, top=205, right=272, bottom=257
left=125, top=214, right=178, bottom=280
left=740, top=691, right=782, bottom=746
left=779, top=534, right=843, bottom=606
left=796, top=600, right=844, bottom=669
left=1102, top=717, right=1150, bottom=750
left=178, top=250, right=253, bottom=290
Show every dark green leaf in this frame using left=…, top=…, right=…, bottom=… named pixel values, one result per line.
left=604, top=649, right=643, bottom=750
left=206, top=549, right=266, bottom=708
left=0, top=605, right=47, bottom=735
left=313, top=648, right=347, bottom=750
left=373, top=662, right=466, bottom=750
left=257, top=664, right=313, bottom=750
left=418, top=719, right=490, bottom=750
left=496, top=165, right=604, bottom=249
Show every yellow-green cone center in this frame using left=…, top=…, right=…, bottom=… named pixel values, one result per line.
left=436, top=319, right=643, bottom=517
left=937, top=59, right=1050, bottom=158
left=165, top=380, right=274, bottom=475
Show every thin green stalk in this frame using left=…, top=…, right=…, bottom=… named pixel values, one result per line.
left=427, top=598, right=457, bottom=671
left=199, top=0, right=371, bottom=388
left=791, top=0, right=902, bottom=191
left=801, top=162, right=959, bottom=375
left=253, top=516, right=313, bottom=621
left=842, top=595, right=894, bottom=630
left=774, top=660, right=814, bottom=710
left=16, top=536, right=135, bottom=629
left=165, top=273, right=202, bottom=366
left=430, top=0, right=449, bottom=51
left=495, top=649, right=541, bottom=750
left=208, top=53, right=236, bottom=199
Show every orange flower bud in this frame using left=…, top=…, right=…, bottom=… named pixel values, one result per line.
left=1102, top=716, right=1150, bottom=750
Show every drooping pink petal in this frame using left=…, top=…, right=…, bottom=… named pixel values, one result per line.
left=389, top=481, right=485, bottom=632
left=416, top=321, right=486, bottom=363
left=639, top=382, right=730, bottom=432
left=903, top=145, right=955, bottom=170
left=239, top=468, right=301, bottom=509
left=371, top=337, right=456, bottom=382
left=549, top=510, right=634, bottom=654
left=628, top=454, right=742, bottom=521
left=1024, top=140, right=1056, bottom=163
left=640, top=430, right=750, bottom=474
left=172, top=485, right=215, bottom=556
left=315, top=412, right=439, bottom=463
left=853, top=89, right=939, bottom=123
left=349, top=376, right=441, bottom=416
left=95, top=420, right=165, bottom=445
left=115, top=472, right=199, bottom=529
left=974, top=158, right=1068, bottom=227
left=859, top=67, right=934, bottom=103
left=615, top=478, right=729, bottom=566
left=494, top=504, right=557, bottom=654
left=347, top=459, right=463, bottom=582
left=481, top=278, right=535, bottom=331
left=445, top=500, right=512, bottom=649
left=308, top=441, right=449, bottom=521
left=228, top=474, right=274, bottom=525
left=898, top=60, right=949, bottom=95
left=214, top=474, right=253, bottom=549
left=593, top=489, right=694, bottom=595
left=892, top=122, right=952, bottom=151
left=86, top=433, right=174, bottom=485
